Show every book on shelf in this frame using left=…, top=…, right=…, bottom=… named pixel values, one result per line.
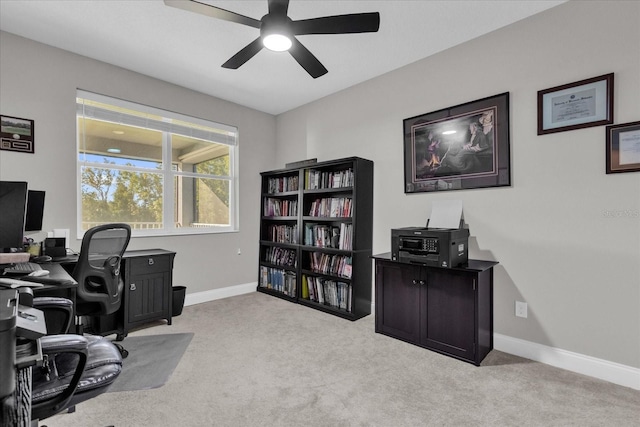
left=267, top=175, right=299, bottom=193
left=267, top=224, right=298, bottom=244
left=303, top=274, right=352, bottom=312
left=264, top=198, right=298, bottom=217
left=264, top=246, right=297, bottom=267
left=308, top=197, right=352, bottom=218
left=303, top=223, right=352, bottom=250
left=304, top=168, right=354, bottom=190
left=308, top=252, right=352, bottom=279
left=259, top=266, right=296, bottom=296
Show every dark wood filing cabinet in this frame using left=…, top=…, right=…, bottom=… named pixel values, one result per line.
left=373, top=254, right=497, bottom=366
left=120, top=249, right=176, bottom=340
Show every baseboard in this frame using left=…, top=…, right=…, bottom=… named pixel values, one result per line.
left=184, top=282, right=257, bottom=306
left=494, top=333, right=640, bottom=390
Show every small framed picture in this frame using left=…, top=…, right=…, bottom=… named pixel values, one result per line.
left=538, top=73, right=613, bottom=135
left=1, top=115, right=35, bottom=153
left=606, top=121, right=640, bottom=174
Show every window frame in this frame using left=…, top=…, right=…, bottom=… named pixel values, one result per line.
left=76, top=90, right=239, bottom=238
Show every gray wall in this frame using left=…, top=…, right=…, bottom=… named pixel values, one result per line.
left=0, top=31, right=277, bottom=296
left=1, top=1, right=638, bottom=370
left=276, top=1, right=640, bottom=368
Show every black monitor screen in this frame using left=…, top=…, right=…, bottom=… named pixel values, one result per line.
left=0, top=181, right=28, bottom=250
left=25, top=190, right=46, bottom=232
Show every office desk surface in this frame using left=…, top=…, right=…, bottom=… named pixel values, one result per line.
left=22, top=262, right=77, bottom=290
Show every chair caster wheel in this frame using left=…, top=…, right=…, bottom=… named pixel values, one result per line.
left=113, top=342, right=129, bottom=359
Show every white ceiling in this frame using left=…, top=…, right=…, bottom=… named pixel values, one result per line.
left=0, top=0, right=565, bottom=115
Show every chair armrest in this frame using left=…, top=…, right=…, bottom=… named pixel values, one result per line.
left=39, top=334, right=88, bottom=354
left=31, top=335, right=88, bottom=420
left=33, top=297, right=74, bottom=334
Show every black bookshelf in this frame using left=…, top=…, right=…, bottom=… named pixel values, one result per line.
left=258, top=157, right=373, bottom=320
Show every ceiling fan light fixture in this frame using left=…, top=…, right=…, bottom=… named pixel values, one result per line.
left=263, top=33, right=291, bottom=51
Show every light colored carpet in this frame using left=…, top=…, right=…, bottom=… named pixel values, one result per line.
left=108, top=333, right=193, bottom=393
left=46, top=292, right=639, bottom=426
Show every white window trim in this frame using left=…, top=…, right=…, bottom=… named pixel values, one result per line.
left=76, top=90, right=239, bottom=238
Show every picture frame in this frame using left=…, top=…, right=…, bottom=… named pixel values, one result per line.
left=403, top=92, right=510, bottom=194
left=1, top=115, right=35, bottom=153
left=606, top=121, right=640, bottom=174
left=537, top=73, right=613, bottom=135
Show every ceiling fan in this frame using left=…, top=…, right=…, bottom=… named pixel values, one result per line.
left=164, top=0, right=380, bottom=78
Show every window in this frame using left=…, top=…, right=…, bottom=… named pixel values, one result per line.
left=76, top=90, right=238, bottom=236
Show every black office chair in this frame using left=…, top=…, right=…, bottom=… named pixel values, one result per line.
left=8, top=292, right=123, bottom=425
left=72, top=223, right=131, bottom=356
left=30, top=333, right=123, bottom=424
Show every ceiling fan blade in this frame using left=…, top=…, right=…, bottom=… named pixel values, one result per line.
left=221, top=37, right=264, bottom=69
left=288, top=38, right=328, bottom=79
left=268, top=0, right=289, bottom=17
left=164, top=0, right=261, bottom=29
left=292, top=12, right=380, bottom=35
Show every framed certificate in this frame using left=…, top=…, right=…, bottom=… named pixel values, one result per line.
left=537, top=73, right=613, bottom=135
left=606, top=121, right=640, bottom=174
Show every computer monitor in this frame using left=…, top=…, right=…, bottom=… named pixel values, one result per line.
left=0, top=181, right=28, bottom=251
left=25, top=190, right=46, bottom=232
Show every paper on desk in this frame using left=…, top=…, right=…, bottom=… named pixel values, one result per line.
left=428, top=200, right=463, bottom=229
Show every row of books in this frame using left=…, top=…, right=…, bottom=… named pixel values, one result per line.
left=307, top=197, right=352, bottom=218
left=301, top=275, right=352, bottom=312
left=263, top=198, right=298, bottom=217
left=266, top=224, right=298, bottom=244
left=263, top=246, right=297, bottom=267
left=267, top=175, right=299, bottom=194
left=259, top=266, right=296, bottom=296
left=303, top=222, right=353, bottom=250
left=308, top=252, right=352, bottom=279
left=304, top=168, right=353, bottom=190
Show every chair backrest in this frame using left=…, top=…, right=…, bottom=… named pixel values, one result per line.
left=73, top=223, right=131, bottom=316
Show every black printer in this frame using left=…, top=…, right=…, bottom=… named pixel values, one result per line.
left=391, top=220, right=470, bottom=268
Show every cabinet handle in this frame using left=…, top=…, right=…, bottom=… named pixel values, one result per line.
left=130, top=283, right=137, bottom=291
left=419, top=280, right=425, bottom=286
left=412, top=279, right=418, bottom=285
left=148, top=257, right=154, bottom=266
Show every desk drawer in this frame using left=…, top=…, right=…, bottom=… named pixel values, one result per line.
left=127, top=254, right=172, bottom=274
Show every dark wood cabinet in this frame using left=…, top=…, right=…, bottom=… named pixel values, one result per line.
left=374, top=254, right=497, bottom=365
left=258, top=157, right=373, bottom=320
left=120, top=249, right=176, bottom=339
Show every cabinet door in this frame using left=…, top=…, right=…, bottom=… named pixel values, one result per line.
left=127, top=271, right=170, bottom=324
left=421, top=269, right=476, bottom=361
left=375, top=261, right=421, bottom=344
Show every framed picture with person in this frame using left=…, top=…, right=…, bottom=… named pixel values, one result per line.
left=403, top=92, right=511, bottom=194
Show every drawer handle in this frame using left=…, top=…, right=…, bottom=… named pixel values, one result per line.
left=130, top=283, right=137, bottom=291
left=148, top=257, right=154, bottom=266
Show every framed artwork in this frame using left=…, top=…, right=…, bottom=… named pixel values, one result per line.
left=606, top=121, right=640, bottom=174
left=1, top=115, right=35, bottom=153
left=538, top=73, right=613, bottom=135
left=403, top=92, right=510, bottom=194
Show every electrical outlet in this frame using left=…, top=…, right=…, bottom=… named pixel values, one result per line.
left=515, top=301, right=528, bottom=318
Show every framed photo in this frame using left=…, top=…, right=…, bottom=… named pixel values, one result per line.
left=538, top=73, right=613, bottom=135
left=403, top=92, right=510, bottom=194
left=1, top=115, right=35, bottom=153
left=606, top=121, right=640, bottom=174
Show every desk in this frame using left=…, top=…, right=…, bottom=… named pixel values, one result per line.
left=29, top=262, right=78, bottom=303
left=59, top=249, right=176, bottom=340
